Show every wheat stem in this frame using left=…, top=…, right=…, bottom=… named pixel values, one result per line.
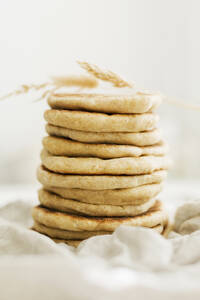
left=0, top=75, right=98, bottom=101
left=77, top=61, right=134, bottom=88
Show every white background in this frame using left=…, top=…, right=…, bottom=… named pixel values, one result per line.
left=0, top=0, right=199, bottom=184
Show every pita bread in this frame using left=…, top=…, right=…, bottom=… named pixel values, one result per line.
left=162, top=220, right=172, bottom=238
left=44, top=109, right=159, bottom=132
left=52, top=222, right=165, bottom=247
left=54, top=239, right=81, bottom=247
left=38, top=189, right=157, bottom=216
left=46, top=124, right=162, bottom=146
left=37, top=166, right=167, bottom=190
left=52, top=224, right=164, bottom=247
left=48, top=92, right=162, bottom=114
left=54, top=223, right=165, bottom=247
left=44, top=184, right=162, bottom=205
left=33, top=221, right=164, bottom=240
left=43, top=136, right=168, bottom=158
left=32, top=200, right=167, bottom=232
left=33, top=221, right=110, bottom=239
left=41, top=149, right=171, bottom=175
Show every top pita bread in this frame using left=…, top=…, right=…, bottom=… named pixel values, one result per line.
left=44, top=109, right=159, bottom=133
left=48, top=91, right=162, bottom=114
left=33, top=221, right=164, bottom=241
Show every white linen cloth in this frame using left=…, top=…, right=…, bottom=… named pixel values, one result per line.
left=1, top=188, right=200, bottom=300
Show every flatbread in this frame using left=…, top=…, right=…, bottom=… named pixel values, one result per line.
left=44, top=184, right=162, bottom=205
left=44, top=109, right=159, bottom=133
left=46, top=124, right=162, bottom=146
left=43, top=136, right=168, bottom=158
left=33, top=221, right=164, bottom=240
left=48, top=91, right=162, bottom=114
left=53, top=239, right=81, bottom=247
left=37, top=166, right=167, bottom=190
left=41, top=149, right=171, bottom=175
left=33, top=221, right=111, bottom=239
left=53, top=221, right=165, bottom=247
left=38, top=189, right=157, bottom=216
left=32, top=200, right=167, bottom=232
left=53, top=222, right=165, bottom=247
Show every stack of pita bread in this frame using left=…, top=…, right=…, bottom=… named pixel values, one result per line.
left=32, top=89, right=171, bottom=247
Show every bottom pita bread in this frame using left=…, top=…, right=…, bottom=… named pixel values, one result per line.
left=54, top=239, right=81, bottom=247
left=32, top=200, right=167, bottom=232
left=33, top=221, right=164, bottom=241
left=33, top=221, right=111, bottom=239
left=53, top=223, right=166, bottom=247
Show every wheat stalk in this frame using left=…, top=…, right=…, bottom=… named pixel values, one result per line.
left=78, top=61, right=134, bottom=88
left=164, top=96, right=200, bottom=111
left=0, top=82, right=51, bottom=101
left=52, top=75, right=98, bottom=89
left=0, top=75, right=98, bottom=101
left=1, top=61, right=199, bottom=112
left=0, top=62, right=133, bottom=101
